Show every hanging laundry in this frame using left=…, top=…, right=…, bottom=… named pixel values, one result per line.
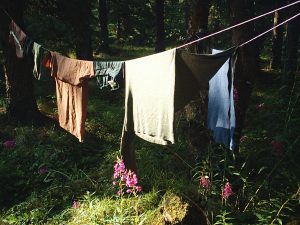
left=32, top=43, right=49, bottom=80
left=9, top=20, right=32, bottom=58
left=120, top=47, right=238, bottom=171
left=23, top=37, right=33, bottom=57
left=44, top=52, right=95, bottom=142
left=208, top=49, right=237, bottom=150
left=94, top=61, right=124, bottom=90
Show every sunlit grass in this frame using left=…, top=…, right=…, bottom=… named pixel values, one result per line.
left=1, top=47, right=300, bottom=224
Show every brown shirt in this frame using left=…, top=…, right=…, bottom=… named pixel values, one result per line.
left=48, top=52, right=94, bottom=142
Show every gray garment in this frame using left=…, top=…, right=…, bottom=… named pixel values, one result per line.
left=208, top=49, right=237, bottom=150
left=121, top=47, right=238, bottom=171
left=122, top=49, right=176, bottom=145
left=94, top=61, right=124, bottom=90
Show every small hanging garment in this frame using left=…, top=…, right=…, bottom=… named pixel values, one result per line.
left=120, top=47, right=238, bottom=171
left=9, top=20, right=32, bottom=58
left=208, top=49, right=237, bottom=150
left=32, top=42, right=49, bottom=80
left=94, top=61, right=124, bottom=90
left=46, top=52, right=95, bottom=142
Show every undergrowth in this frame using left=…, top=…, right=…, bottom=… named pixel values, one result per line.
left=0, top=46, right=299, bottom=224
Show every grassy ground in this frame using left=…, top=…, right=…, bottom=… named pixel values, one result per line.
left=0, top=46, right=299, bottom=225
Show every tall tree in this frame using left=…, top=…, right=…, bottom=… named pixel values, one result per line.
left=73, top=1, right=93, bottom=60
left=55, top=0, right=93, bottom=60
left=190, top=0, right=210, bottom=34
left=113, top=0, right=133, bottom=41
left=183, top=0, right=211, bottom=156
left=98, top=0, right=110, bottom=52
left=155, top=0, right=165, bottom=52
left=282, top=2, right=300, bottom=92
left=0, top=0, right=42, bottom=122
left=270, top=0, right=286, bottom=70
left=184, top=0, right=191, bottom=34
left=229, top=0, right=259, bottom=147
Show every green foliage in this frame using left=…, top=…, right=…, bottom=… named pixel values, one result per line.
left=1, top=0, right=300, bottom=223
left=1, top=62, right=299, bottom=224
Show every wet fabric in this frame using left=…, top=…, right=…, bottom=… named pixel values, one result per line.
left=121, top=47, right=238, bottom=171
left=94, top=61, right=124, bottom=90
left=32, top=43, right=49, bottom=80
left=9, top=20, right=27, bottom=58
left=47, top=52, right=95, bottom=142
left=208, top=49, right=237, bottom=150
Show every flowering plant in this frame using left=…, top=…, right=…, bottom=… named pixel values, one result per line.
left=222, top=182, right=233, bottom=200
left=113, top=158, right=142, bottom=196
left=3, top=140, right=16, bottom=149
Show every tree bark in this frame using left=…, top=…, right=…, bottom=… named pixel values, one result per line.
left=190, top=0, right=209, bottom=34
left=98, top=0, right=110, bottom=52
left=229, top=0, right=258, bottom=148
left=184, top=0, right=210, bottom=157
left=0, top=0, right=42, bottom=122
left=184, top=0, right=190, bottom=34
left=115, top=0, right=132, bottom=40
left=155, top=0, right=165, bottom=52
left=282, top=2, right=300, bottom=91
left=270, top=0, right=286, bottom=70
left=74, top=1, right=93, bottom=60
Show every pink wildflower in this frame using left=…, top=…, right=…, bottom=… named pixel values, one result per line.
left=112, top=158, right=142, bottom=195
left=113, top=159, right=126, bottom=179
left=199, top=176, right=210, bottom=189
left=72, top=200, right=80, bottom=209
left=135, top=186, right=142, bottom=192
left=222, top=182, right=233, bottom=199
left=38, top=167, right=48, bottom=175
left=3, top=140, right=16, bottom=149
left=121, top=173, right=127, bottom=182
left=126, top=171, right=138, bottom=188
left=271, top=140, right=283, bottom=155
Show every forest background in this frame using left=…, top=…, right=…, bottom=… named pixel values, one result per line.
left=0, top=0, right=299, bottom=224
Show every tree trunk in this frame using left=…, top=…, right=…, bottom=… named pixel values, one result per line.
left=190, top=0, right=209, bottom=34
left=229, top=0, right=258, bottom=148
left=270, top=0, right=286, bottom=70
left=184, top=0, right=210, bottom=157
left=74, top=1, right=93, bottom=60
left=98, top=0, right=110, bottom=52
left=184, top=0, right=190, bottom=34
left=0, top=0, right=42, bottom=122
left=282, top=2, right=300, bottom=94
left=115, top=0, right=132, bottom=40
left=155, top=0, right=165, bottom=52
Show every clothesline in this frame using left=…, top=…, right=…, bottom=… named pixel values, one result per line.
left=240, top=11, right=300, bottom=47
left=177, top=0, right=300, bottom=49
left=1, top=0, right=300, bottom=58
left=1, top=3, right=298, bottom=164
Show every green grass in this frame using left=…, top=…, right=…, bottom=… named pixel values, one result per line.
left=0, top=46, right=300, bottom=224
